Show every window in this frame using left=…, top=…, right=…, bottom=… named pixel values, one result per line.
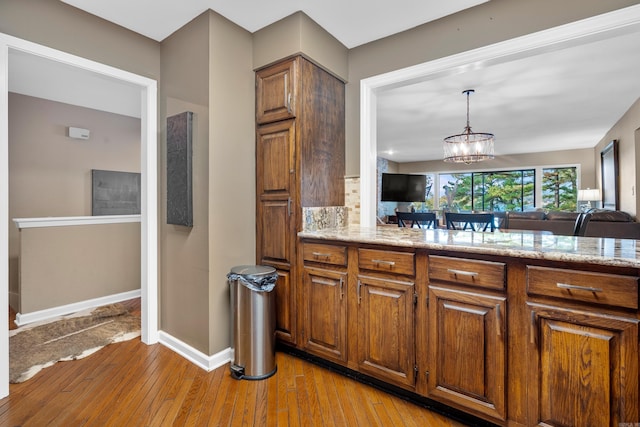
left=439, top=169, right=535, bottom=212
left=541, top=167, right=577, bottom=211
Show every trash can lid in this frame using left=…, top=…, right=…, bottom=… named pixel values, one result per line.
left=230, top=265, right=276, bottom=277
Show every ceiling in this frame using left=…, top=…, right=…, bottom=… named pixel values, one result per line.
left=58, top=0, right=489, bottom=48
left=8, top=2, right=640, bottom=164
left=377, top=29, right=640, bottom=162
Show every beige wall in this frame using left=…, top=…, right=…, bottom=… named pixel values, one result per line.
left=252, top=12, right=348, bottom=81
left=0, top=0, right=160, bottom=80
left=595, top=96, right=640, bottom=217
left=19, top=223, right=140, bottom=313
left=160, top=11, right=255, bottom=355
left=8, top=93, right=141, bottom=310
left=345, top=0, right=640, bottom=176
left=207, top=12, right=255, bottom=355
left=160, top=13, right=211, bottom=354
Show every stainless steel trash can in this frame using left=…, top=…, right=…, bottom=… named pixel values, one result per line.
left=228, top=265, right=277, bottom=380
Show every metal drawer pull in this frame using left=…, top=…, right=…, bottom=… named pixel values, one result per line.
left=530, top=311, right=537, bottom=345
left=312, top=252, right=331, bottom=258
left=447, top=269, right=478, bottom=277
left=311, top=278, right=335, bottom=286
left=556, top=283, right=603, bottom=293
left=372, top=259, right=395, bottom=266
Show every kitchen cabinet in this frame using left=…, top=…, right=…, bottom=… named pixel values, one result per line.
left=255, top=56, right=345, bottom=345
left=302, top=266, right=347, bottom=364
left=426, top=255, right=507, bottom=422
left=256, top=59, right=297, bottom=124
left=297, top=229, right=640, bottom=426
left=256, top=119, right=296, bottom=343
left=356, top=248, right=417, bottom=390
left=526, top=265, right=639, bottom=426
left=300, top=242, right=348, bottom=364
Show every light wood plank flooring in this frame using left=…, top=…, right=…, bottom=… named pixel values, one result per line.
left=3, top=300, right=470, bottom=426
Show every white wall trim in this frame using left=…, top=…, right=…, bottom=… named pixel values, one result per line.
left=0, top=35, right=8, bottom=400
left=13, top=214, right=141, bottom=229
left=0, top=32, right=158, bottom=399
left=14, top=289, right=141, bottom=327
left=158, top=331, right=232, bottom=372
left=359, top=4, right=640, bottom=226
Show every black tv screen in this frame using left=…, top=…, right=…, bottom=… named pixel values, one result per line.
left=381, top=173, right=427, bottom=202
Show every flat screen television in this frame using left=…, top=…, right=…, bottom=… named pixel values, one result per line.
left=381, top=173, right=427, bottom=202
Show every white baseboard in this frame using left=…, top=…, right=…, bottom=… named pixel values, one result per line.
left=14, top=289, right=141, bottom=327
left=158, top=331, right=231, bottom=372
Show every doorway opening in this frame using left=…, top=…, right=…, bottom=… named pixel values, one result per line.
left=0, top=33, right=159, bottom=398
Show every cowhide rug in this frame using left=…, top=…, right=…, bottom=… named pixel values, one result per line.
left=9, top=303, right=140, bottom=383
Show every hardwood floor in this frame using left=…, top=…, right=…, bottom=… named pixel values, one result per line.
left=3, top=300, right=469, bottom=426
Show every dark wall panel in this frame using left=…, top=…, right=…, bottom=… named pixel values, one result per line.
left=166, top=111, right=193, bottom=226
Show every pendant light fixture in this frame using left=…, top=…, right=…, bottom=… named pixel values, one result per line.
left=443, top=89, right=495, bottom=164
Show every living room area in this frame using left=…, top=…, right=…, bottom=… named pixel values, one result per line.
left=362, top=12, right=640, bottom=238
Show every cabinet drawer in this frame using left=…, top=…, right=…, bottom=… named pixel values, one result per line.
left=358, top=249, right=415, bottom=276
left=303, top=243, right=347, bottom=266
left=429, top=256, right=505, bottom=290
left=527, top=266, right=638, bottom=309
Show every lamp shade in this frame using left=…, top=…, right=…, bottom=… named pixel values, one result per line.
left=578, top=188, right=601, bottom=201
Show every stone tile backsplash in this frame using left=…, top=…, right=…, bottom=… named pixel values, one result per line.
left=302, top=206, right=349, bottom=231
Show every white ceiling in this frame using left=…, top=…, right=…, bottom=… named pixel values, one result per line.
left=377, top=29, right=640, bottom=162
left=58, top=0, right=489, bottom=48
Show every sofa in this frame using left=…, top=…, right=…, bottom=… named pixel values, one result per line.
left=505, top=209, right=640, bottom=239
left=582, top=209, right=640, bottom=239
left=504, top=210, right=580, bottom=236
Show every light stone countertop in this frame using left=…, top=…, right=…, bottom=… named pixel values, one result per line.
left=298, top=226, right=640, bottom=269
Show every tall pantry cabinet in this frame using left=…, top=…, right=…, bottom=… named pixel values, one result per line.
left=255, top=56, right=345, bottom=345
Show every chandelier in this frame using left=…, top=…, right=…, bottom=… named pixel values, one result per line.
left=443, top=89, right=495, bottom=164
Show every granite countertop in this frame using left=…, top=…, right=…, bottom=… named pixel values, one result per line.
left=299, top=226, right=640, bottom=269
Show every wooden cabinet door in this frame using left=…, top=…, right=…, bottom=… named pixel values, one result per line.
left=256, top=119, right=296, bottom=266
left=357, top=275, right=416, bottom=390
left=256, top=120, right=295, bottom=196
left=257, top=199, right=291, bottom=264
left=302, top=267, right=347, bottom=364
left=528, top=303, right=639, bottom=426
left=256, top=58, right=297, bottom=124
left=427, top=286, right=506, bottom=422
left=272, top=268, right=295, bottom=344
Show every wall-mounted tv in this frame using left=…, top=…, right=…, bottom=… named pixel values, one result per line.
left=381, top=173, right=427, bottom=202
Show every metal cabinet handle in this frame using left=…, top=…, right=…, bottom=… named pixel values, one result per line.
left=447, top=269, right=478, bottom=277
left=530, top=311, right=537, bottom=345
left=312, top=252, right=331, bottom=258
left=287, top=198, right=292, bottom=216
left=556, top=282, right=603, bottom=293
left=372, top=259, right=395, bottom=267
left=311, top=278, right=335, bottom=286
left=339, top=277, right=344, bottom=300
left=357, top=280, right=362, bottom=304
left=287, top=92, right=292, bottom=114
left=495, top=304, right=502, bottom=337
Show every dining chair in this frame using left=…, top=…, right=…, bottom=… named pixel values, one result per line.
left=396, top=212, right=437, bottom=229
left=573, top=212, right=591, bottom=236
left=445, top=212, right=495, bottom=232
